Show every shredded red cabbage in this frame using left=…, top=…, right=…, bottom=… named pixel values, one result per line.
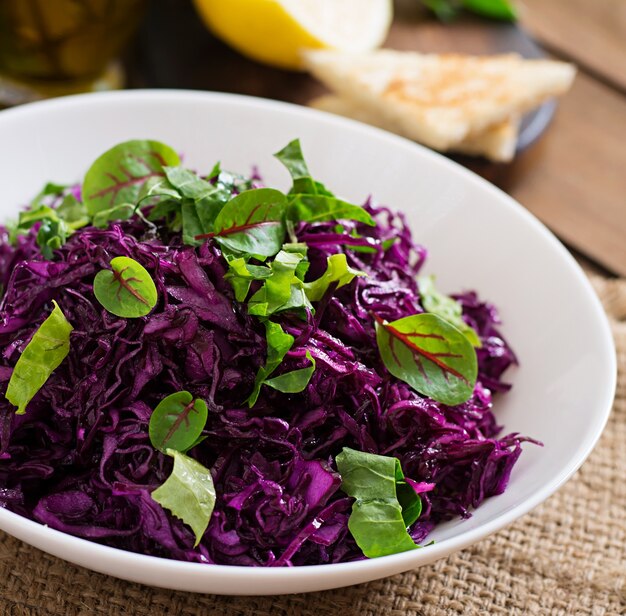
left=0, top=193, right=533, bottom=566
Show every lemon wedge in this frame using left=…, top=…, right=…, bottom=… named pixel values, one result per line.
left=192, top=0, right=393, bottom=70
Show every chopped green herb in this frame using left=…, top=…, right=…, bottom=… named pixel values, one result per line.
left=152, top=449, right=216, bottom=547
left=264, top=350, right=316, bottom=394
left=248, top=249, right=311, bottom=317
left=92, top=203, right=135, bottom=229
left=55, top=194, right=89, bottom=229
left=163, top=166, right=215, bottom=200
left=275, top=139, right=374, bottom=226
left=29, top=182, right=68, bottom=208
left=248, top=321, right=294, bottom=407
left=289, top=194, right=375, bottom=226
left=224, top=257, right=272, bottom=302
left=304, top=253, right=365, bottom=302
left=6, top=301, right=73, bottom=415
left=93, top=256, right=158, bottom=318
left=418, top=275, right=482, bottom=348
left=274, top=139, right=318, bottom=195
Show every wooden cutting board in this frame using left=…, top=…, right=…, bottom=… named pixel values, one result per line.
left=128, top=0, right=626, bottom=276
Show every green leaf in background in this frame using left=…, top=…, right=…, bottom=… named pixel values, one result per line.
left=289, top=194, right=375, bottom=227
left=82, top=140, right=181, bottom=217
left=247, top=320, right=294, bottom=407
left=462, top=0, right=517, bottom=21
left=152, top=449, right=216, bottom=547
left=421, top=0, right=517, bottom=22
left=149, top=391, right=208, bottom=454
left=248, top=249, right=311, bottom=317
left=304, top=253, right=366, bottom=302
left=203, top=188, right=287, bottom=257
left=418, top=276, right=482, bottom=348
left=336, top=447, right=422, bottom=558
left=6, top=300, right=73, bottom=415
left=93, top=256, right=158, bottom=318
left=264, top=350, right=316, bottom=393
left=375, top=313, right=477, bottom=406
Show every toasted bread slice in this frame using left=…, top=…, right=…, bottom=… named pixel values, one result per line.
left=311, top=94, right=519, bottom=162
left=304, top=50, right=575, bottom=150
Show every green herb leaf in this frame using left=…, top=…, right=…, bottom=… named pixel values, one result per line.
left=14, top=193, right=88, bottom=257
left=138, top=175, right=183, bottom=206
left=146, top=198, right=183, bottom=227
left=208, top=161, right=221, bottom=180
left=92, top=203, right=135, bottom=229
left=248, top=249, right=311, bottom=317
left=6, top=300, right=73, bottom=415
left=181, top=199, right=205, bottom=246
left=274, top=139, right=318, bottom=195
left=36, top=218, right=68, bottom=259
left=375, top=313, right=478, bottom=406
left=348, top=236, right=398, bottom=254
left=199, top=188, right=287, bottom=257
left=163, top=166, right=215, bottom=200
left=30, top=182, right=68, bottom=207
left=289, top=194, right=375, bottom=226
left=17, top=204, right=59, bottom=230
left=151, top=449, right=216, bottom=547
left=418, top=276, right=482, bottom=348
left=82, top=140, right=181, bottom=217
left=93, top=256, right=158, bottom=318
left=336, top=447, right=421, bottom=558
left=248, top=321, right=294, bottom=407
left=55, top=194, right=89, bottom=229
left=149, top=391, right=208, bottom=454
left=304, top=253, right=365, bottom=302
left=264, top=350, right=316, bottom=393
left=224, top=257, right=272, bottom=302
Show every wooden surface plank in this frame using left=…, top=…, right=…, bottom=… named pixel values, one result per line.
left=507, top=72, right=626, bottom=276
left=520, top=0, right=626, bottom=90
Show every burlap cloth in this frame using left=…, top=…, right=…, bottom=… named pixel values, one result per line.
left=1, top=271, right=624, bottom=615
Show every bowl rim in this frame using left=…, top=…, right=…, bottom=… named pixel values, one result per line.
left=0, top=89, right=617, bottom=589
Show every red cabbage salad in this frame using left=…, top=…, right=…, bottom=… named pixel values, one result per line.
left=0, top=139, right=535, bottom=566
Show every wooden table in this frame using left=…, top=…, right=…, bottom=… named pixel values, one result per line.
left=125, top=0, right=626, bottom=276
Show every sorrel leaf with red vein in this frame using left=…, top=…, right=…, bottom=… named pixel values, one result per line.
left=199, top=188, right=287, bottom=257
left=82, top=140, right=181, bottom=217
left=149, top=391, right=208, bottom=454
left=375, top=313, right=477, bottom=405
left=93, top=256, right=158, bottom=318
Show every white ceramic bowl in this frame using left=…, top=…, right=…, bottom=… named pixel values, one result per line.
left=0, top=91, right=616, bottom=595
